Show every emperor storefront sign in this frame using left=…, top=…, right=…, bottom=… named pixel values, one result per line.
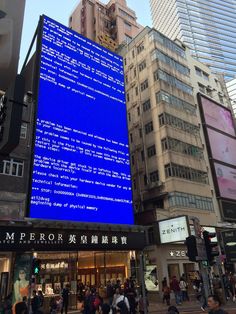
left=0, top=226, right=146, bottom=251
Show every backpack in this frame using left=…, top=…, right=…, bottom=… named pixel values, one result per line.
left=117, top=296, right=129, bottom=314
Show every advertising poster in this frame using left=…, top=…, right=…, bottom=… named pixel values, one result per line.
left=201, top=96, right=235, bottom=136
left=144, top=265, right=159, bottom=291
left=159, top=216, right=189, bottom=244
left=214, top=163, right=236, bottom=200
left=12, top=254, right=30, bottom=304
left=207, top=128, right=236, bottom=165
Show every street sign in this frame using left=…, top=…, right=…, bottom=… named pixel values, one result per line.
left=221, top=230, right=236, bottom=262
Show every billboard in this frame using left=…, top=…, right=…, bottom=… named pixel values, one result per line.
left=201, top=96, right=235, bottom=136
left=29, top=16, right=133, bottom=224
left=158, top=216, right=189, bottom=244
left=207, top=128, right=236, bottom=165
left=221, top=230, right=236, bottom=262
left=214, top=163, right=236, bottom=200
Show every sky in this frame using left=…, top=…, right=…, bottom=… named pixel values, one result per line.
left=18, top=0, right=152, bottom=71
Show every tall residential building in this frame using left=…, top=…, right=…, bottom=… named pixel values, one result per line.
left=119, top=26, right=232, bottom=281
left=150, top=0, right=236, bottom=79
left=226, top=78, right=236, bottom=117
left=0, top=0, right=26, bottom=91
left=69, top=0, right=142, bottom=51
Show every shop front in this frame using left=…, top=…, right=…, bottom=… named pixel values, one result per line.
left=0, top=222, right=147, bottom=312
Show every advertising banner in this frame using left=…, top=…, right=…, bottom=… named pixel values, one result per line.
left=207, top=128, right=236, bottom=165
left=200, top=96, right=235, bottom=136
left=222, top=230, right=236, bottom=262
left=158, top=216, right=189, bottom=244
left=214, top=163, right=236, bottom=200
left=12, top=254, right=30, bottom=304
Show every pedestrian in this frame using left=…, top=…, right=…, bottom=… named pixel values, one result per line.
left=83, top=289, right=95, bottom=314
left=15, top=296, right=28, bottom=314
left=61, top=284, right=70, bottom=314
left=162, top=277, right=167, bottom=303
left=38, top=290, right=44, bottom=313
left=197, top=282, right=207, bottom=312
left=207, top=294, right=228, bottom=314
left=101, top=303, right=110, bottom=314
left=107, top=280, right=115, bottom=306
left=163, top=285, right=171, bottom=306
left=170, top=276, right=181, bottom=305
left=31, top=290, right=40, bottom=314
left=49, top=296, right=57, bottom=314
left=167, top=305, right=179, bottom=314
left=179, top=276, right=187, bottom=302
left=112, top=288, right=121, bottom=313
left=229, top=272, right=236, bottom=301
left=115, top=291, right=130, bottom=314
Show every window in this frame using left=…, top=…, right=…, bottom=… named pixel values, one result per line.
left=195, top=67, right=202, bottom=76
left=198, top=83, right=205, bottom=93
left=124, top=21, right=132, bottom=30
left=140, top=79, right=148, bottom=92
left=158, top=70, right=192, bottom=95
left=158, top=113, right=200, bottom=135
left=130, top=133, right=133, bottom=143
left=124, top=58, right=127, bottom=66
left=219, top=93, right=224, bottom=104
left=135, top=86, right=139, bottom=96
left=137, top=106, right=140, bottom=116
left=165, top=163, right=208, bottom=184
left=206, top=88, right=212, bottom=97
left=168, top=192, right=213, bottom=211
left=133, top=179, right=136, bottom=190
left=142, top=99, right=151, bottom=112
left=137, top=43, right=144, bottom=54
left=0, top=158, right=24, bottom=177
left=128, top=112, right=131, bottom=122
left=138, top=60, right=146, bottom=72
left=161, top=137, right=203, bottom=158
left=131, top=155, right=135, bottom=165
left=149, top=31, right=186, bottom=58
left=126, top=92, right=130, bottom=102
left=145, top=121, right=153, bottom=134
left=156, top=90, right=196, bottom=114
left=195, top=67, right=209, bottom=80
left=132, top=50, right=135, bottom=58
left=153, top=70, right=159, bottom=81
left=125, top=75, right=128, bottom=84
left=147, top=145, right=156, bottom=158
left=141, top=150, right=145, bottom=161
left=20, top=122, right=27, bottom=139
left=125, top=34, right=132, bottom=44
left=202, top=72, right=209, bottom=81
left=149, top=170, right=159, bottom=182
left=134, top=68, right=137, bottom=77
left=139, top=128, right=142, bottom=138
left=151, top=49, right=190, bottom=75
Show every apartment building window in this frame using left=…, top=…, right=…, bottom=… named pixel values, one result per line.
left=132, top=50, right=135, bottom=58
left=165, top=163, right=208, bottom=184
left=124, top=58, right=127, bottom=66
left=195, top=67, right=209, bottom=80
left=134, top=68, right=137, bottom=77
left=138, top=60, right=146, bottom=72
left=20, top=122, right=27, bottom=139
left=131, top=155, right=135, bottom=166
left=198, top=83, right=205, bottom=93
left=151, top=49, right=190, bottom=76
left=153, top=70, right=159, bottom=81
left=140, top=79, right=148, bottom=92
left=141, top=150, right=145, bottom=161
left=137, top=43, right=144, bottom=54
left=158, top=113, right=200, bottom=135
left=145, top=121, right=153, bottom=134
left=137, top=106, right=140, bottom=116
left=130, top=133, right=133, bottom=143
left=128, top=112, right=131, bottom=122
left=158, top=70, right=193, bottom=95
left=125, top=34, right=132, bottom=44
left=126, top=92, right=130, bottom=102
left=0, top=158, right=24, bottom=177
left=135, top=86, right=139, bottom=96
left=147, top=145, right=156, bottom=158
left=168, top=192, right=214, bottom=211
left=139, top=128, right=142, bottom=138
left=156, top=90, right=196, bottom=114
left=219, top=93, right=224, bottom=104
left=149, top=170, right=159, bottom=182
left=161, top=137, right=203, bottom=158
left=133, top=179, right=136, bottom=190
left=125, top=75, right=128, bottom=84
left=149, top=31, right=186, bottom=58
left=124, top=20, right=132, bottom=30
left=206, top=87, right=212, bottom=97
left=142, top=99, right=151, bottom=112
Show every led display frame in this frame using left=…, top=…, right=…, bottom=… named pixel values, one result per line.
left=28, top=16, right=134, bottom=224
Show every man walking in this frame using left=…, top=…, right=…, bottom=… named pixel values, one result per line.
left=61, top=284, right=70, bottom=314
left=170, top=276, right=181, bottom=305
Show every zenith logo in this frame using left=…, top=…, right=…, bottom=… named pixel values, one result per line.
left=162, top=225, right=186, bottom=235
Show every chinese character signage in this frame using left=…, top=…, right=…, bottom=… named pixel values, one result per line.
left=0, top=227, right=146, bottom=251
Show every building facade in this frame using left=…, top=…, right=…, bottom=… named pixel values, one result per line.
left=119, top=26, right=232, bottom=283
left=226, top=78, right=236, bottom=117
left=150, top=0, right=236, bottom=79
left=69, top=0, right=142, bottom=51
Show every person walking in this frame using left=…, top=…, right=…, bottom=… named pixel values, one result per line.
left=207, top=295, right=228, bottom=314
left=179, top=277, right=187, bottom=302
left=15, top=296, right=28, bottom=314
left=31, top=290, right=40, bottom=314
left=61, top=284, right=70, bottom=314
left=170, top=276, right=181, bottom=305
left=162, top=277, right=167, bottom=303
left=163, top=285, right=171, bottom=306
left=115, top=291, right=130, bottom=314
left=112, top=288, right=121, bottom=314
